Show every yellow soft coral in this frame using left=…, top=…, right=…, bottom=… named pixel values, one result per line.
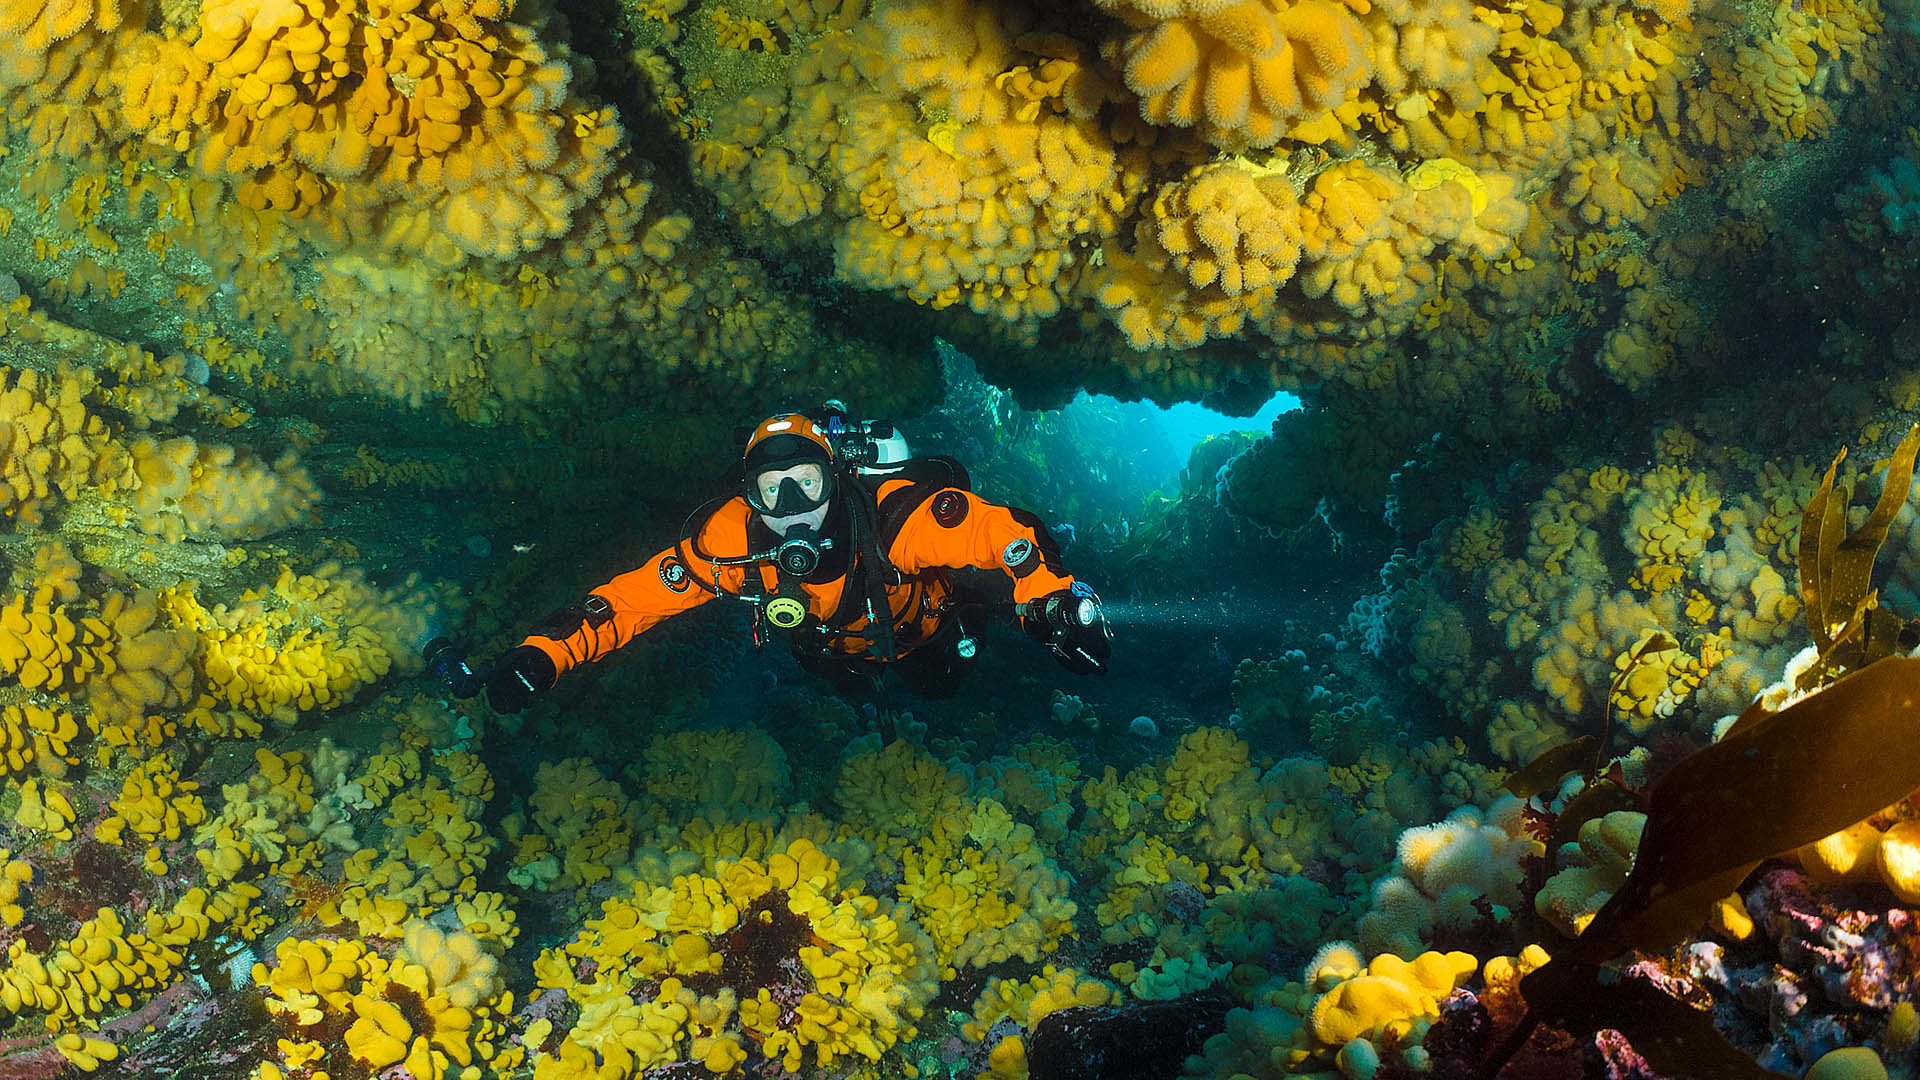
left=119, top=0, right=622, bottom=263
left=0, top=849, right=31, bottom=925
left=1607, top=631, right=1713, bottom=733
left=641, top=728, right=791, bottom=811
left=834, top=108, right=1129, bottom=325
left=963, top=966, right=1120, bottom=1042
left=0, top=365, right=131, bottom=527
left=0, top=702, right=84, bottom=778
left=1312, top=951, right=1477, bottom=1044
left=1095, top=833, right=1211, bottom=942
left=536, top=839, right=936, bottom=1074
left=95, top=753, right=207, bottom=846
left=326, top=751, right=493, bottom=927
left=192, top=741, right=364, bottom=886
left=1622, top=466, right=1720, bottom=591
left=0, top=591, right=110, bottom=693
left=14, top=777, right=77, bottom=840
left=260, top=923, right=513, bottom=1079
left=2, top=885, right=264, bottom=1027
left=127, top=434, right=318, bottom=541
left=1535, top=810, right=1644, bottom=936
left=1483, top=699, right=1569, bottom=766
left=507, top=757, right=636, bottom=889
left=897, top=798, right=1079, bottom=974
left=834, top=737, right=971, bottom=843
left=1225, top=948, right=1480, bottom=1079
left=162, top=562, right=440, bottom=722
left=1096, top=0, right=1374, bottom=149
left=1096, top=160, right=1306, bottom=349
left=1148, top=160, right=1305, bottom=297
left=0, top=0, right=123, bottom=53
left=87, top=589, right=198, bottom=730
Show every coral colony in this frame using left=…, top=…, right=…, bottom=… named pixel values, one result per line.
left=0, top=0, right=1914, bottom=1075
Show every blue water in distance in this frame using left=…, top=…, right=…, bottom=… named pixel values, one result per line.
left=1153, top=393, right=1299, bottom=456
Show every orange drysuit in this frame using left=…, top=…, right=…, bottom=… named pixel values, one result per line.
left=520, top=470, right=1079, bottom=677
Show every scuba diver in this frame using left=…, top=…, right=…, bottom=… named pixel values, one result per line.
left=462, top=405, right=1112, bottom=713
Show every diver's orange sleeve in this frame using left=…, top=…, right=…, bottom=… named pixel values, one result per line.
left=887, top=488, right=1076, bottom=604
left=523, top=500, right=751, bottom=675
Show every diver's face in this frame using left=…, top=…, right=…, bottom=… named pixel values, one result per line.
left=754, top=463, right=826, bottom=512
left=751, top=462, right=832, bottom=536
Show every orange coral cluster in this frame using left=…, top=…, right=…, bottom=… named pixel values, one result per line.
left=750, top=0, right=1143, bottom=330
left=0, top=0, right=123, bottom=58
left=0, top=0, right=145, bottom=160
left=662, top=0, right=1647, bottom=394
left=675, top=0, right=1530, bottom=377
left=0, top=365, right=135, bottom=527
left=0, top=0, right=1896, bottom=428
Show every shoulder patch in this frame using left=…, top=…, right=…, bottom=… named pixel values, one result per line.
left=658, top=555, right=691, bottom=593
left=931, top=489, right=969, bottom=528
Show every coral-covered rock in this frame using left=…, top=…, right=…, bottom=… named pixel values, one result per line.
left=1658, top=866, right=1919, bottom=1072
left=1750, top=867, right=1918, bottom=1013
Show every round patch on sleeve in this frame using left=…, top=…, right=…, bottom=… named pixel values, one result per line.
left=931, top=490, right=969, bottom=528
left=658, top=555, right=691, bottom=592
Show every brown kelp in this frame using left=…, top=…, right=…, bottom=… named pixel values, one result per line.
left=1483, top=426, right=1920, bottom=1079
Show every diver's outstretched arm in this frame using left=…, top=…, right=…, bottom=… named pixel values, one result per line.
left=886, top=487, right=1112, bottom=675
left=488, top=543, right=726, bottom=711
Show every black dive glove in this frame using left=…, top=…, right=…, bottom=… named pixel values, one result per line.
left=486, top=645, right=557, bottom=713
left=1022, top=586, right=1112, bottom=676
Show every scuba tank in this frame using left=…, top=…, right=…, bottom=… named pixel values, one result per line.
left=818, top=399, right=913, bottom=476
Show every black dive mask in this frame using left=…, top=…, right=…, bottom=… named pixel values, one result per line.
left=747, top=468, right=834, bottom=517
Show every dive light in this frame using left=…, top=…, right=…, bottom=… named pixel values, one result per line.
left=1018, top=592, right=1103, bottom=636
left=422, top=637, right=488, bottom=698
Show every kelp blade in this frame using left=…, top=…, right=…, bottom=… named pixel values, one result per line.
left=1798, top=425, right=1920, bottom=682
left=1562, top=654, right=1920, bottom=965
left=1828, top=424, right=1920, bottom=634
left=1504, top=736, right=1601, bottom=798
